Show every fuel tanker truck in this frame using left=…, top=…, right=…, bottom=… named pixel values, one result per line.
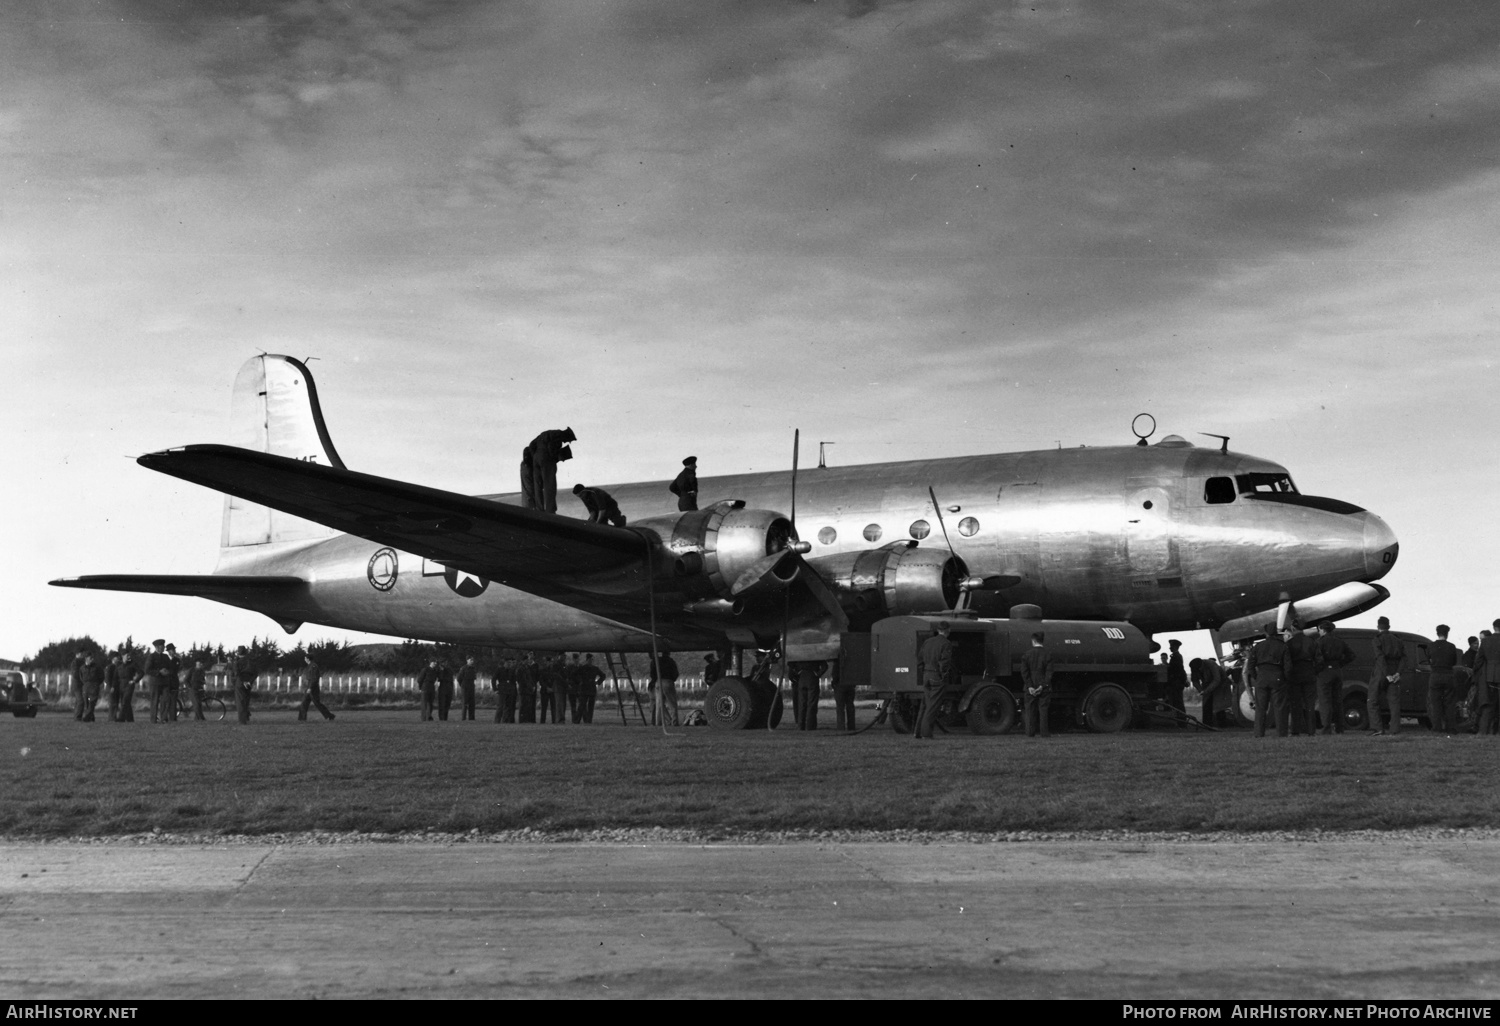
left=855, top=606, right=1159, bottom=734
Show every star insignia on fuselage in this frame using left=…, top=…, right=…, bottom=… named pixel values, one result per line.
left=443, top=566, right=489, bottom=598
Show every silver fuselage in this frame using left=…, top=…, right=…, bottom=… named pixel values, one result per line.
left=213, top=440, right=1397, bottom=650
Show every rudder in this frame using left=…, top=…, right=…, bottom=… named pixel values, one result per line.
left=221, top=355, right=346, bottom=549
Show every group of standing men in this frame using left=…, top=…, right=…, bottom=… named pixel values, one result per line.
left=1239, top=615, right=1500, bottom=737
left=70, top=640, right=212, bottom=724
left=913, top=622, right=1054, bottom=739
left=474, top=653, right=608, bottom=724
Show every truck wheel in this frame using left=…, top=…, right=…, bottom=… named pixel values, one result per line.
left=1081, top=683, right=1132, bottom=733
left=706, top=677, right=756, bottom=730
left=966, top=685, right=1016, bottom=735
left=1342, top=691, right=1368, bottom=731
left=888, top=694, right=920, bottom=734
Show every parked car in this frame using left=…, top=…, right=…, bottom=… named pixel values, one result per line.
left=1, top=670, right=42, bottom=718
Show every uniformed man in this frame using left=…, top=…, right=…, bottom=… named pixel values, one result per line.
left=1460, top=635, right=1481, bottom=732
left=536, top=656, right=558, bottom=724
left=1425, top=625, right=1460, bottom=733
left=70, top=650, right=88, bottom=721
left=1283, top=625, right=1319, bottom=735
left=564, top=653, right=585, bottom=722
left=437, top=661, right=456, bottom=721
left=1020, top=632, right=1054, bottom=737
left=915, top=622, right=959, bottom=740
left=229, top=645, right=256, bottom=725
left=703, top=652, right=722, bottom=691
left=116, top=653, right=141, bottom=722
left=104, top=654, right=127, bottom=723
left=1165, top=639, right=1188, bottom=726
left=793, top=661, right=823, bottom=731
left=77, top=655, right=103, bottom=723
left=493, top=655, right=518, bottom=723
left=649, top=649, right=680, bottom=726
left=517, top=654, right=539, bottom=723
left=571, top=484, right=627, bottom=527
left=1312, top=620, right=1354, bottom=734
left=519, top=444, right=537, bottom=509
left=141, top=640, right=169, bottom=724
left=1368, top=616, right=1406, bottom=735
left=183, top=658, right=208, bottom=721
left=457, top=656, right=478, bottom=721
left=577, top=654, right=605, bottom=724
left=297, top=653, right=336, bottom=721
left=669, top=456, right=698, bottom=512
left=830, top=660, right=856, bottom=733
left=528, top=427, right=576, bottom=514
left=1190, top=657, right=1226, bottom=729
left=547, top=655, right=569, bottom=725
left=162, top=643, right=183, bottom=722
left=1247, top=623, right=1290, bottom=738
left=416, top=658, right=441, bottom=722
left=1472, top=621, right=1500, bottom=735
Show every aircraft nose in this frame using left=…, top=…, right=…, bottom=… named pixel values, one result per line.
left=1362, top=513, right=1398, bottom=580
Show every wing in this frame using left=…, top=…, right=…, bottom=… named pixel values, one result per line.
left=136, top=445, right=657, bottom=619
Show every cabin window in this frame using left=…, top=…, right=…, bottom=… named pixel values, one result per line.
left=909, top=520, right=931, bottom=540
left=817, top=527, right=837, bottom=545
left=1236, top=472, right=1298, bottom=495
left=958, top=516, right=980, bottom=537
left=863, top=524, right=883, bottom=542
left=1204, top=477, right=1236, bottom=504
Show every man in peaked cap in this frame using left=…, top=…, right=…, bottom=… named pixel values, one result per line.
left=528, top=427, right=576, bottom=513
left=572, top=483, right=627, bottom=526
left=669, top=456, right=698, bottom=512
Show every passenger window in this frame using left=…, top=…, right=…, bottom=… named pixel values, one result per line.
left=863, top=524, right=882, bottom=542
left=1204, top=477, right=1235, bottom=504
left=958, top=517, right=980, bottom=537
left=909, top=520, right=931, bottom=540
left=817, top=527, right=836, bottom=545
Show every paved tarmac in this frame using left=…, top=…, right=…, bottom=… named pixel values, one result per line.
left=3, top=838, right=1499, bottom=999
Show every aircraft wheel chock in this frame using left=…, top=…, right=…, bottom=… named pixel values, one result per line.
left=965, top=684, right=1016, bottom=735
left=888, top=694, right=920, bottom=734
left=1081, top=683, right=1132, bottom=733
left=706, top=677, right=755, bottom=730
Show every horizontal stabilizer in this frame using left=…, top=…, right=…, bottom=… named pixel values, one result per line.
left=50, top=574, right=307, bottom=600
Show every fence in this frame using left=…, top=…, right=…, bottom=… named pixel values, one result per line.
left=24, top=670, right=791, bottom=704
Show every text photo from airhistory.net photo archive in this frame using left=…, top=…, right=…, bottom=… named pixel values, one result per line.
left=5, top=0, right=1499, bottom=1009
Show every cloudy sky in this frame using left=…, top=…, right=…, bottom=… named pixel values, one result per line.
left=4, top=0, right=1497, bottom=660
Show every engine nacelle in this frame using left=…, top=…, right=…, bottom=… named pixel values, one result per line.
left=805, top=541, right=968, bottom=625
left=633, top=501, right=799, bottom=602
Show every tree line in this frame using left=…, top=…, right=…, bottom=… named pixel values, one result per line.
left=20, top=636, right=529, bottom=676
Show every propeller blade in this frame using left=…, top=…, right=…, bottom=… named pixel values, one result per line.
left=730, top=548, right=800, bottom=596
left=790, top=428, right=800, bottom=529
left=928, top=486, right=956, bottom=557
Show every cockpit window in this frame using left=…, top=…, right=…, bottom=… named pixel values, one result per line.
left=1236, top=472, right=1298, bottom=495
left=1204, top=477, right=1236, bottom=504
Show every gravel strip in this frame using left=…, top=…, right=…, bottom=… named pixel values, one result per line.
left=8, top=826, right=1500, bottom=846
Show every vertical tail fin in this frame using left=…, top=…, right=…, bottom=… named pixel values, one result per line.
left=221, top=355, right=346, bottom=549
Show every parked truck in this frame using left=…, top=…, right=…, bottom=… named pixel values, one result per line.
left=849, top=606, right=1159, bottom=734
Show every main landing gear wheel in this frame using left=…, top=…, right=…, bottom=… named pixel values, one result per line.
left=1080, top=683, right=1132, bottom=733
left=705, top=678, right=755, bottom=730
left=965, top=685, right=1016, bottom=736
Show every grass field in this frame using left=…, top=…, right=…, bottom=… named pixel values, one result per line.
left=2, top=710, right=1497, bottom=837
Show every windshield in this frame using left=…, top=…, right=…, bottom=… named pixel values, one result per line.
left=1236, top=472, right=1298, bottom=495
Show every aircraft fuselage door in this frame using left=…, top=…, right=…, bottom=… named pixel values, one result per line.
left=1124, top=479, right=1178, bottom=576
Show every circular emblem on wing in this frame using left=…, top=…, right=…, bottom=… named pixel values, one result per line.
left=444, top=566, right=489, bottom=598
left=367, top=548, right=399, bottom=592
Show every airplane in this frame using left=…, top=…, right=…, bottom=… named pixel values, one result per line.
left=53, top=354, right=1398, bottom=702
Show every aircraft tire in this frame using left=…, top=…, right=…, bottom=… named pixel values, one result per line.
left=965, top=684, right=1016, bottom=735
left=705, top=678, right=756, bottom=730
left=888, top=694, right=920, bottom=734
left=1080, top=683, right=1132, bottom=733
